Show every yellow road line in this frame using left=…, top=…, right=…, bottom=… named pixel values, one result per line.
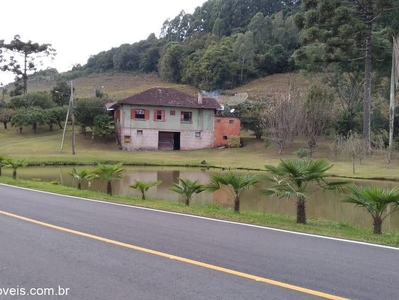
left=0, top=210, right=349, bottom=300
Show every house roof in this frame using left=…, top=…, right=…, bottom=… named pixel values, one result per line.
left=116, top=87, right=221, bottom=110
left=105, top=101, right=117, bottom=110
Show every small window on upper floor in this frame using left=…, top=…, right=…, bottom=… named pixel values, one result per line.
left=137, top=130, right=143, bottom=136
left=131, top=109, right=149, bottom=120
left=154, top=110, right=165, bottom=121
left=180, top=111, right=192, bottom=123
left=135, top=109, right=145, bottom=119
left=229, top=119, right=234, bottom=124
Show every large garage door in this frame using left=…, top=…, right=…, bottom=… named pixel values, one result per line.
left=159, top=132, right=180, bottom=150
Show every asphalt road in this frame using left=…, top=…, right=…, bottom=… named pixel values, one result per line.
left=0, top=184, right=398, bottom=300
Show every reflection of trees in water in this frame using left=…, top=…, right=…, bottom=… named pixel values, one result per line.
left=13, top=166, right=399, bottom=231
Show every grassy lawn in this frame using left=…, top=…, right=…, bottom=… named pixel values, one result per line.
left=0, top=176, right=398, bottom=247
left=1, top=126, right=399, bottom=180
left=1, top=127, right=399, bottom=248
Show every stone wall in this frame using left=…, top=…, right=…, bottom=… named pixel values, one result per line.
left=120, top=128, right=214, bottom=151
left=180, top=130, right=214, bottom=150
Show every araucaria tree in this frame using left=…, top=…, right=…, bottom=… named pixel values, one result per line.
left=293, top=0, right=395, bottom=151
left=342, top=185, right=399, bottom=234
left=262, top=159, right=346, bottom=224
left=0, top=35, right=55, bottom=94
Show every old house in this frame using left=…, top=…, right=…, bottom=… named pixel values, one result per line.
left=112, top=87, right=240, bottom=151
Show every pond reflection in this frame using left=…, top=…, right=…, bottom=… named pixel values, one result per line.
left=7, top=166, right=399, bottom=231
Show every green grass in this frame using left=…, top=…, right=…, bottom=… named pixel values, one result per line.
left=1, top=176, right=398, bottom=247
left=2, top=126, right=399, bottom=180
left=2, top=71, right=399, bottom=247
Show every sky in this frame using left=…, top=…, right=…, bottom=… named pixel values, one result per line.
left=0, top=0, right=207, bottom=86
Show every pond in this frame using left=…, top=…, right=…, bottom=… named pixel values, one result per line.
left=5, top=166, right=399, bottom=232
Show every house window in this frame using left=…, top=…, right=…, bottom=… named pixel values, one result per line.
left=124, top=135, right=131, bottom=143
left=223, top=135, right=228, bottom=140
left=195, top=132, right=201, bottom=138
left=137, top=130, right=143, bottom=136
left=170, top=110, right=175, bottom=116
left=181, top=111, right=192, bottom=123
left=216, top=119, right=221, bottom=123
left=229, top=119, right=234, bottom=124
left=131, top=109, right=149, bottom=120
left=154, top=110, right=165, bottom=121
left=135, top=109, right=145, bottom=119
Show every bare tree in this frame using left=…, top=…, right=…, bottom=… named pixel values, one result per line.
left=264, top=89, right=302, bottom=154
left=330, top=134, right=345, bottom=161
left=340, top=132, right=368, bottom=175
left=302, top=85, right=334, bottom=156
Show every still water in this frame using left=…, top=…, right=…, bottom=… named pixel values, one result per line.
left=7, top=166, right=399, bottom=232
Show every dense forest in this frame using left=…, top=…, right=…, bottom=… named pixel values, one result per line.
left=62, top=0, right=303, bottom=90
left=55, top=0, right=397, bottom=91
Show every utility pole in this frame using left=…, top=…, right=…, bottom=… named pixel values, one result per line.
left=71, top=81, right=76, bottom=155
left=60, top=81, right=76, bottom=154
left=388, top=35, right=399, bottom=164
left=60, top=95, right=70, bottom=152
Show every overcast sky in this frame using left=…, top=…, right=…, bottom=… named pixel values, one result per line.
left=0, top=0, right=207, bottom=85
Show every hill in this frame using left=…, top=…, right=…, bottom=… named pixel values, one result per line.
left=24, top=71, right=316, bottom=102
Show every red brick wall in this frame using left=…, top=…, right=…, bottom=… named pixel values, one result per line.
left=213, top=116, right=241, bottom=147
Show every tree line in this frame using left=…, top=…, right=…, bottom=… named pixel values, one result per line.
left=0, top=81, right=114, bottom=140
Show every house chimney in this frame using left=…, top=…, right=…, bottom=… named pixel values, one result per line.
left=198, top=92, right=203, bottom=105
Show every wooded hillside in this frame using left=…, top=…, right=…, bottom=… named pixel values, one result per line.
left=1, top=0, right=398, bottom=151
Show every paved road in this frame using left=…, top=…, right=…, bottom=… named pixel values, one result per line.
left=0, top=184, right=398, bottom=300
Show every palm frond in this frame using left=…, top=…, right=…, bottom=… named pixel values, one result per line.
left=93, top=163, right=125, bottom=180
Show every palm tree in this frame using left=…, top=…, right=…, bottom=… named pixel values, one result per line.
left=5, top=159, right=26, bottom=179
left=92, top=163, right=125, bottom=195
left=206, top=172, right=259, bottom=213
left=68, top=167, right=94, bottom=190
left=342, top=185, right=399, bottom=234
left=170, top=178, right=206, bottom=206
left=0, top=155, right=8, bottom=176
left=262, top=159, right=346, bottom=224
left=129, top=180, right=161, bottom=200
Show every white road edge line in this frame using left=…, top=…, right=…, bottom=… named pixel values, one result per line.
left=1, top=183, right=398, bottom=251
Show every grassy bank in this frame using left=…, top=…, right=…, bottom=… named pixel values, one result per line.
left=1, top=127, right=399, bottom=247
left=1, top=176, right=398, bottom=247
left=2, top=126, right=399, bottom=180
